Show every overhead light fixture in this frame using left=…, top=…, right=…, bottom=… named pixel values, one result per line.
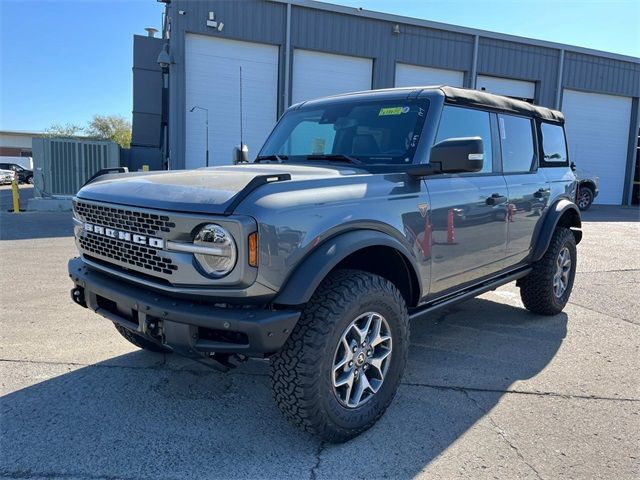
left=392, top=24, right=401, bottom=34
left=157, top=43, right=173, bottom=69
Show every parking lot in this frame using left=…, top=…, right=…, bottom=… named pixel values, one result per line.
left=1, top=195, right=638, bottom=479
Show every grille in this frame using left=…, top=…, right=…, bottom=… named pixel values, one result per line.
left=79, top=233, right=178, bottom=275
left=74, top=201, right=176, bottom=236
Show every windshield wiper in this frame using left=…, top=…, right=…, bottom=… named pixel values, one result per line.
left=255, top=154, right=287, bottom=163
left=306, top=154, right=363, bottom=165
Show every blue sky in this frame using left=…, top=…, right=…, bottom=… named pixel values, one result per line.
left=1, top=0, right=638, bottom=132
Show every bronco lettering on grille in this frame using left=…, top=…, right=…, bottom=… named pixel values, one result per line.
left=84, top=222, right=164, bottom=249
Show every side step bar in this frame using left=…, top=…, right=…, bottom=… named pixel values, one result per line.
left=409, top=267, right=532, bottom=322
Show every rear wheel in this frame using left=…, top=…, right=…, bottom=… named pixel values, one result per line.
left=270, top=269, right=409, bottom=443
left=113, top=322, right=169, bottom=353
left=577, top=185, right=594, bottom=210
left=519, top=227, right=577, bottom=315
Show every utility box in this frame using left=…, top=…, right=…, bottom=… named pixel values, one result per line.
left=32, top=137, right=120, bottom=197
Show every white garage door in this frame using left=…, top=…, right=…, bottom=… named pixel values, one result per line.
left=292, top=49, right=372, bottom=104
left=185, top=34, right=278, bottom=168
left=562, top=89, right=632, bottom=205
left=477, top=75, right=536, bottom=101
left=395, top=63, right=464, bottom=88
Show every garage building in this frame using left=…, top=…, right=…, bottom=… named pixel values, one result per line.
left=135, top=0, right=640, bottom=205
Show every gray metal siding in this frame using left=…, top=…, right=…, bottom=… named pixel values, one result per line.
left=132, top=36, right=164, bottom=149
left=477, top=38, right=559, bottom=107
left=291, top=7, right=474, bottom=89
left=563, top=52, right=640, bottom=98
left=176, top=0, right=286, bottom=45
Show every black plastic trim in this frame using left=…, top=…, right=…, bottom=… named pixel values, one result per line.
left=68, top=257, right=300, bottom=355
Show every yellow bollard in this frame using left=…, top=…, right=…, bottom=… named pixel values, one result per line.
left=11, top=178, right=20, bottom=213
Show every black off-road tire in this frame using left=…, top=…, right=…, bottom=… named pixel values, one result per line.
left=113, top=322, right=169, bottom=353
left=270, top=269, right=410, bottom=443
left=519, top=227, right=577, bottom=315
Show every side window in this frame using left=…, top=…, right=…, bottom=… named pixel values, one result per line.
left=540, top=122, right=568, bottom=165
left=435, top=106, right=493, bottom=173
left=498, top=114, right=535, bottom=173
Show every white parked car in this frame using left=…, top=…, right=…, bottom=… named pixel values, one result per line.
left=575, top=170, right=599, bottom=211
left=0, top=169, right=15, bottom=185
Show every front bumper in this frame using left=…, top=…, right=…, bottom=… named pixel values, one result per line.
left=68, top=257, right=300, bottom=357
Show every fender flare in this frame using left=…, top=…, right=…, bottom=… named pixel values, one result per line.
left=273, top=229, right=422, bottom=306
left=530, top=199, right=582, bottom=262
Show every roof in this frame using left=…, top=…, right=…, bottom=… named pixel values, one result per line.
left=440, top=86, right=565, bottom=123
left=0, top=130, right=45, bottom=137
left=295, top=85, right=565, bottom=123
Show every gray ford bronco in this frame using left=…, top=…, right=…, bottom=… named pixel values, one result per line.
left=69, top=86, right=581, bottom=442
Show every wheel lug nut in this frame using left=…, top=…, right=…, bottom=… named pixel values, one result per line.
left=362, top=341, right=367, bottom=347
left=348, top=361, right=353, bottom=367
left=353, top=347, right=357, bottom=352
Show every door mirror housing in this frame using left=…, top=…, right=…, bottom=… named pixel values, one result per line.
left=429, top=137, right=484, bottom=173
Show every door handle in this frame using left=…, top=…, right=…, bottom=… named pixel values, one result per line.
left=486, top=193, right=506, bottom=206
left=534, top=188, right=549, bottom=199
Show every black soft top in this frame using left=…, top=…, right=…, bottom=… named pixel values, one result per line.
left=440, top=86, right=564, bottom=123
left=293, top=85, right=564, bottom=124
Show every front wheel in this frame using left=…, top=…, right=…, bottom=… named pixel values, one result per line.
left=270, top=269, right=409, bottom=443
left=519, top=227, right=577, bottom=315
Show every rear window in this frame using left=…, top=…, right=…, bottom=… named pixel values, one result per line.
left=498, top=114, right=536, bottom=173
left=540, top=122, right=569, bottom=166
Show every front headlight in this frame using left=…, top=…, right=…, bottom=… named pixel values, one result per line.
left=193, top=224, right=237, bottom=277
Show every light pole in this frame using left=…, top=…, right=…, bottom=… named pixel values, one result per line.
left=189, top=106, right=209, bottom=167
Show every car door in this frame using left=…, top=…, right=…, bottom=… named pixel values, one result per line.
left=426, top=105, right=509, bottom=296
left=498, top=113, right=550, bottom=263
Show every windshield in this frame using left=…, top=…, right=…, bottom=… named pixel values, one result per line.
left=259, top=99, right=429, bottom=165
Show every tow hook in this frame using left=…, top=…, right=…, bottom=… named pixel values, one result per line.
left=70, top=287, right=86, bottom=308
left=199, top=353, right=249, bottom=373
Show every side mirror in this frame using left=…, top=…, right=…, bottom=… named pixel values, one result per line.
left=430, top=137, right=484, bottom=173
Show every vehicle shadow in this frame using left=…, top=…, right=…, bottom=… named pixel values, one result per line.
left=0, top=297, right=567, bottom=479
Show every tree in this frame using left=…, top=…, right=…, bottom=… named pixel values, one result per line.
left=86, top=115, right=132, bottom=148
left=44, top=123, right=85, bottom=138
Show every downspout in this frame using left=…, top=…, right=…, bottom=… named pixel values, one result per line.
left=470, top=35, right=479, bottom=89
left=555, top=49, right=565, bottom=110
left=283, top=2, right=292, bottom=109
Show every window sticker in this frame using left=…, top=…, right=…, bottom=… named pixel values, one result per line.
left=379, top=106, right=410, bottom=116
left=312, top=138, right=326, bottom=154
left=499, top=117, right=506, bottom=140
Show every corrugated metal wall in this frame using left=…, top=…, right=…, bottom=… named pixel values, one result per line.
left=165, top=0, right=639, bottom=172
left=32, top=138, right=120, bottom=196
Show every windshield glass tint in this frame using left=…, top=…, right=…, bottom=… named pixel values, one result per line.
left=259, top=99, right=429, bottom=164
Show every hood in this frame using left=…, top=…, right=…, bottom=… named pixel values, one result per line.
left=76, top=164, right=366, bottom=214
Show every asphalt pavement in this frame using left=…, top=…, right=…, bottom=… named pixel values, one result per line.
left=0, top=205, right=638, bottom=479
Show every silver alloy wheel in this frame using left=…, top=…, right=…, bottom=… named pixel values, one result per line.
left=332, top=312, right=392, bottom=409
left=578, top=189, right=591, bottom=209
left=553, top=246, right=571, bottom=297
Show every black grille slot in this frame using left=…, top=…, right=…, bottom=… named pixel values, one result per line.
left=74, top=201, right=176, bottom=236
left=79, top=233, right=178, bottom=275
